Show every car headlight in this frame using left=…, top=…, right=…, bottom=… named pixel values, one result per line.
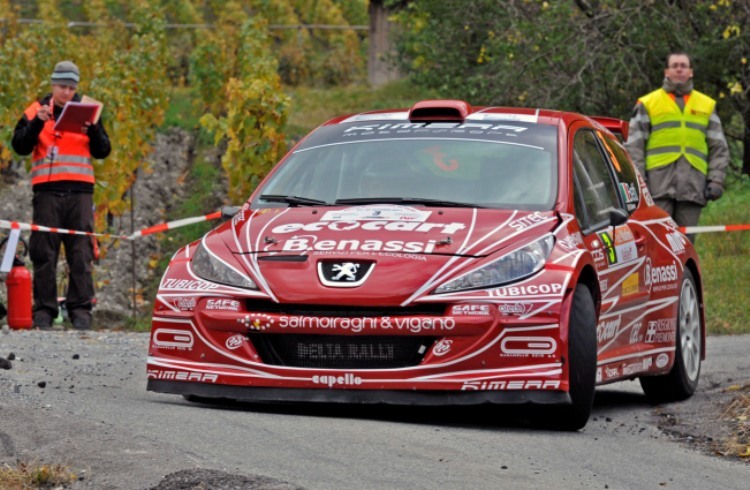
left=191, top=241, right=257, bottom=289
left=434, top=234, right=555, bottom=294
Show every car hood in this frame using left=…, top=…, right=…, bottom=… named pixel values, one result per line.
left=211, top=205, right=559, bottom=304
left=223, top=205, right=559, bottom=257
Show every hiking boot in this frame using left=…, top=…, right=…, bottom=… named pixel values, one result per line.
left=33, top=312, right=54, bottom=330
left=71, top=315, right=91, bottom=331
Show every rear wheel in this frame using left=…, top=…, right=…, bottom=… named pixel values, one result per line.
left=535, top=283, right=597, bottom=431
left=640, top=268, right=701, bottom=403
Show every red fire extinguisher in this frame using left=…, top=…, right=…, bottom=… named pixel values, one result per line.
left=3, top=237, right=32, bottom=330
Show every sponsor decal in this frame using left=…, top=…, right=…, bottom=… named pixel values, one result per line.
left=272, top=220, right=464, bottom=235
left=147, top=370, right=218, bottom=383
left=605, top=366, right=620, bottom=379
left=498, top=302, right=534, bottom=316
left=461, top=380, right=561, bottom=390
left=231, top=211, right=246, bottom=226
left=591, top=248, right=607, bottom=266
left=321, top=205, right=432, bottom=222
left=500, top=336, right=557, bottom=356
left=622, top=356, right=653, bottom=376
left=629, top=322, right=643, bottom=344
left=278, top=315, right=456, bottom=334
left=614, top=226, right=635, bottom=244
left=600, top=278, right=609, bottom=293
left=205, top=299, right=241, bottom=311
left=152, top=329, right=194, bottom=350
left=225, top=334, right=244, bottom=350
left=596, top=367, right=603, bottom=383
left=451, top=304, right=491, bottom=316
left=645, top=260, right=679, bottom=292
left=432, top=339, right=453, bottom=356
left=173, top=296, right=196, bottom=311
left=298, top=342, right=395, bottom=361
left=282, top=236, right=438, bottom=254
left=642, top=187, right=655, bottom=207
left=497, top=283, right=563, bottom=296
left=645, top=318, right=677, bottom=343
left=619, top=182, right=638, bottom=203
left=238, top=313, right=274, bottom=331
left=162, top=279, right=220, bottom=290
left=312, top=250, right=427, bottom=262
left=341, top=121, right=529, bottom=135
left=597, top=317, right=621, bottom=343
left=614, top=226, right=638, bottom=263
left=656, top=353, right=670, bottom=368
left=621, top=273, right=639, bottom=296
left=312, top=373, right=363, bottom=387
left=558, top=232, right=584, bottom=251
left=509, top=211, right=553, bottom=232
left=665, top=232, right=686, bottom=254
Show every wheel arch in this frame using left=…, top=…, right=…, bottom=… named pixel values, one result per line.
left=574, top=264, right=601, bottom=319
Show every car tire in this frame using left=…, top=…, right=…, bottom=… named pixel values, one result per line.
left=534, top=283, right=597, bottom=431
left=640, top=268, right=701, bottom=404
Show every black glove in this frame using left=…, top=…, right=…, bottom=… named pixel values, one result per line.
left=705, top=181, right=723, bottom=201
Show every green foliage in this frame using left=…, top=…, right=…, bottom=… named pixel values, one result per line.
left=286, top=79, right=437, bottom=140
left=200, top=15, right=289, bottom=203
left=695, top=175, right=750, bottom=334
left=391, top=0, right=750, bottom=176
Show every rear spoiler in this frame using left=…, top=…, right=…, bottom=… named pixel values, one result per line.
left=590, top=116, right=629, bottom=142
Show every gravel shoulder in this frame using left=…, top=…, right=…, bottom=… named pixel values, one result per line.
left=0, top=328, right=747, bottom=489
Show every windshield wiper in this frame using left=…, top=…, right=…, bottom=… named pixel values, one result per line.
left=259, top=194, right=329, bottom=207
left=335, top=197, right=483, bottom=208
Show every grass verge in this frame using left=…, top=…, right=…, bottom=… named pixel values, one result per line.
left=695, top=174, right=750, bottom=335
left=0, top=461, right=78, bottom=489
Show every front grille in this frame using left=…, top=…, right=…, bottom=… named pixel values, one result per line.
left=245, top=300, right=447, bottom=317
left=250, top=334, right=435, bottom=369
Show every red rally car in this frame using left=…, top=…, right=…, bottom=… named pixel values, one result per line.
left=147, top=100, right=704, bottom=430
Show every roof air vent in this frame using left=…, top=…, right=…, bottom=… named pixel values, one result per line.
left=408, top=100, right=471, bottom=122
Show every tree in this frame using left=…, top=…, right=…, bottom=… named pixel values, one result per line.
left=392, top=0, right=750, bottom=176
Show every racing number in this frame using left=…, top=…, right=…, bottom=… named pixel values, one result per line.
left=598, top=231, right=616, bottom=264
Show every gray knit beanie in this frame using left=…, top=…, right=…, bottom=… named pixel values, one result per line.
left=50, top=60, right=80, bottom=87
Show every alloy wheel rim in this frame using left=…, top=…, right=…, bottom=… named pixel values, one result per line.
left=679, top=277, right=701, bottom=382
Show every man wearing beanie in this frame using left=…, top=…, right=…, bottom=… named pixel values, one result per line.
left=11, top=60, right=111, bottom=330
left=625, top=51, right=729, bottom=242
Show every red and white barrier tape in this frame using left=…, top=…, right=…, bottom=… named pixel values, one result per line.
left=127, top=211, right=221, bottom=239
left=0, top=211, right=222, bottom=242
left=0, top=219, right=130, bottom=240
left=678, top=224, right=750, bottom=234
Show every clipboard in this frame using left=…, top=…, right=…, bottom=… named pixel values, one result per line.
left=53, top=102, right=100, bottom=133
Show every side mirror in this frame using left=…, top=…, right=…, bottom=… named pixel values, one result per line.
left=609, top=208, right=629, bottom=227
left=220, top=205, right=242, bottom=222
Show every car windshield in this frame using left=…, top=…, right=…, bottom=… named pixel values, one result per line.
left=254, top=120, right=558, bottom=210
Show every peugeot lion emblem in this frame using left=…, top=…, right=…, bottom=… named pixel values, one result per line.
left=318, top=261, right=375, bottom=287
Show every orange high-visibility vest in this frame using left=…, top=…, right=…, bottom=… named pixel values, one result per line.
left=24, top=101, right=94, bottom=186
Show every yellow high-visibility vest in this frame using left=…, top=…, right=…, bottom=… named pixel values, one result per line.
left=639, top=88, right=715, bottom=175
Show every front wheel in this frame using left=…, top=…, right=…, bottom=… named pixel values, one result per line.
left=640, top=268, right=701, bottom=403
left=534, top=283, right=597, bottom=431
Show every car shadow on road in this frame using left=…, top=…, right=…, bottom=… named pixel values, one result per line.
left=161, top=384, right=655, bottom=432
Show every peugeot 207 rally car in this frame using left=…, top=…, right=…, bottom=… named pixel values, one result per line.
left=147, top=100, right=704, bottom=430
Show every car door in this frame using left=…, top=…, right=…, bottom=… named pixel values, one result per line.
left=570, top=125, right=650, bottom=377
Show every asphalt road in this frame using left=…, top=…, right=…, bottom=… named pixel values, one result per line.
left=0, top=329, right=747, bottom=489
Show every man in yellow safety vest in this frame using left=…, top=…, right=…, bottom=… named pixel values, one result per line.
left=625, top=51, right=729, bottom=241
